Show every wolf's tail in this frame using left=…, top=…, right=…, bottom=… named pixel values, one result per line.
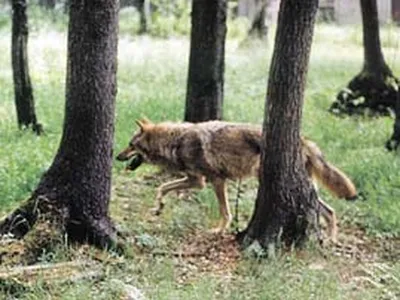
left=302, top=138, right=357, bottom=200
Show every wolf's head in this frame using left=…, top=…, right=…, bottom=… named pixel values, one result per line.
left=116, top=118, right=153, bottom=161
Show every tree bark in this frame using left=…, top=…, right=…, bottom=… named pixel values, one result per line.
left=1, top=0, right=121, bottom=260
left=330, top=0, right=399, bottom=116
left=11, top=0, right=42, bottom=135
left=184, top=0, right=227, bottom=122
left=137, top=0, right=151, bottom=34
left=247, top=0, right=268, bottom=39
left=238, top=0, right=320, bottom=251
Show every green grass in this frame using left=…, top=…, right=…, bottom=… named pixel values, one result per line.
left=1, top=11, right=400, bottom=300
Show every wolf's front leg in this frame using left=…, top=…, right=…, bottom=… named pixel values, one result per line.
left=151, top=175, right=206, bottom=215
left=209, top=178, right=232, bottom=234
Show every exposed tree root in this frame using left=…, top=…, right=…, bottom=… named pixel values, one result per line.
left=0, top=197, right=42, bottom=239
left=386, top=124, right=400, bottom=151
left=31, top=123, right=44, bottom=135
left=0, top=195, right=124, bottom=265
left=386, top=95, right=400, bottom=151
left=236, top=206, right=322, bottom=256
left=0, top=203, right=65, bottom=265
left=22, top=214, right=65, bottom=264
left=330, top=71, right=399, bottom=117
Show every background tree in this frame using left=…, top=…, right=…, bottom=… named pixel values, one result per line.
left=247, top=0, right=268, bottom=39
left=238, top=0, right=320, bottom=251
left=38, top=0, right=56, bottom=10
left=330, top=0, right=399, bottom=116
left=137, top=0, right=151, bottom=34
left=184, top=0, right=227, bottom=122
left=12, top=0, right=42, bottom=135
left=0, top=0, right=120, bottom=259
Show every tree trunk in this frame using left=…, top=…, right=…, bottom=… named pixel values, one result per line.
left=247, top=0, right=268, bottom=39
left=184, top=0, right=227, bottom=122
left=238, top=0, right=320, bottom=251
left=63, top=0, right=70, bottom=14
left=330, top=0, right=399, bottom=116
left=11, top=0, right=42, bottom=135
left=1, top=0, right=121, bottom=261
left=386, top=91, right=400, bottom=151
left=137, top=0, right=151, bottom=34
left=38, top=0, right=56, bottom=9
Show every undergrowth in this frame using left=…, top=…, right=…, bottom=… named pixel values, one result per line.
left=0, top=8, right=399, bottom=299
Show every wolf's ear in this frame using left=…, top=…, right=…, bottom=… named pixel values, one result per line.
left=135, top=118, right=152, bottom=131
left=139, top=117, right=151, bottom=125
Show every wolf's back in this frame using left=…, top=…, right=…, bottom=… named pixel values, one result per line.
left=193, top=122, right=262, bottom=179
left=302, top=139, right=357, bottom=200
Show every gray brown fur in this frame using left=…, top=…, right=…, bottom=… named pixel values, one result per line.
left=117, top=119, right=357, bottom=242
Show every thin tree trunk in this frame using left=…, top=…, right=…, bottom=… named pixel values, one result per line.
left=137, top=0, right=151, bottom=34
left=0, top=0, right=121, bottom=261
left=330, top=0, right=399, bottom=116
left=248, top=0, right=268, bottom=39
left=238, top=0, right=320, bottom=251
left=184, top=0, right=227, bottom=122
left=11, top=0, right=42, bottom=135
left=361, top=0, right=389, bottom=74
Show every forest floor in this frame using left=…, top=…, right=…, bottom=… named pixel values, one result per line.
left=0, top=14, right=400, bottom=299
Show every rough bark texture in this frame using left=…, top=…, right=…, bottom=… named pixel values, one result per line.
left=11, top=0, right=42, bottom=135
left=1, top=0, right=120, bottom=258
left=238, top=0, right=320, bottom=251
left=184, top=0, right=227, bottom=122
left=330, top=0, right=399, bottom=116
left=248, top=0, right=268, bottom=39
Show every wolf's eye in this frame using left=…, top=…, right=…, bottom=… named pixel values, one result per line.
left=129, top=142, right=134, bottom=147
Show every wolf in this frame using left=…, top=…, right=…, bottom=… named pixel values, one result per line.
left=116, top=119, right=357, bottom=242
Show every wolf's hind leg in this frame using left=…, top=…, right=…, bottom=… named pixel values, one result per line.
left=152, top=175, right=206, bottom=215
left=318, top=198, right=338, bottom=243
left=209, top=178, right=231, bottom=234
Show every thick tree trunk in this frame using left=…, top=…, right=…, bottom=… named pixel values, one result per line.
left=238, top=0, right=320, bottom=251
left=11, top=0, right=42, bottom=135
left=1, top=0, right=120, bottom=260
left=247, top=0, right=268, bottom=39
left=184, top=0, right=227, bottom=122
left=330, top=0, right=399, bottom=116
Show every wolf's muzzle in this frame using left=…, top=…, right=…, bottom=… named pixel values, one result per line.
left=116, top=148, right=135, bottom=161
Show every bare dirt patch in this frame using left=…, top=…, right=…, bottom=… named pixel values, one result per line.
left=160, top=224, right=400, bottom=288
left=333, top=225, right=400, bottom=262
left=164, top=232, right=241, bottom=284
